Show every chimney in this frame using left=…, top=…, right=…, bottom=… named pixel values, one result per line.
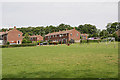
left=14, top=26, right=16, bottom=29
left=9, top=28, right=12, bottom=30
left=66, top=28, right=67, bottom=31
left=73, top=27, right=75, bottom=30
left=59, top=30, right=61, bottom=32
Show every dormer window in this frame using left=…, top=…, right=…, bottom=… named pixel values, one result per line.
left=77, top=33, right=78, bottom=37
left=18, top=34, right=20, bottom=37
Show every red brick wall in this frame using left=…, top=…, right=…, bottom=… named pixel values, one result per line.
left=36, top=35, right=43, bottom=41
left=45, top=33, right=69, bottom=42
left=68, top=29, right=80, bottom=41
left=45, top=29, right=80, bottom=42
left=7, top=28, right=23, bottom=44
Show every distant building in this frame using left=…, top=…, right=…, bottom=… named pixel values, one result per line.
left=30, top=35, right=43, bottom=42
left=45, top=28, right=80, bottom=43
left=116, top=29, right=120, bottom=37
left=0, top=32, right=8, bottom=45
left=7, top=26, right=23, bottom=45
left=0, top=26, right=23, bottom=45
left=80, top=34, right=89, bottom=40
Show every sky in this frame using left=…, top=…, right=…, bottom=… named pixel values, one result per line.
left=0, top=0, right=119, bottom=30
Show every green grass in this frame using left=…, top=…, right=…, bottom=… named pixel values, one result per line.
left=2, top=42, right=118, bottom=78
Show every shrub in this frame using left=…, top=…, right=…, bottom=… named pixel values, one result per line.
left=1, top=45, right=9, bottom=48
left=26, top=41, right=32, bottom=43
left=80, top=40, right=101, bottom=43
left=69, top=39, right=74, bottom=43
left=88, top=40, right=101, bottom=43
left=43, top=42, right=47, bottom=45
left=22, top=39, right=27, bottom=44
left=1, top=43, right=37, bottom=48
left=7, top=42, right=10, bottom=45
left=58, top=41, right=64, bottom=44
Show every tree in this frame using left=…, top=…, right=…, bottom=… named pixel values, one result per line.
left=22, top=33, right=31, bottom=43
left=106, top=22, right=120, bottom=34
left=113, top=32, right=118, bottom=41
left=100, top=30, right=109, bottom=39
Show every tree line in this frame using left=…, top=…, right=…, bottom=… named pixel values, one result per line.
left=1, top=22, right=120, bottom=40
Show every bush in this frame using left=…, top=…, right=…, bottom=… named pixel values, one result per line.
left=88, top=40, right=101, bottom=43
left=69, top=39, right=74, bottom=43
left=26, top=41, right=32, bottom=43
left=43, top=42, right=47, bottom=45
left=58, top=41, right=64, bottom=44
left=22, top=38, right=32, bottom=44
left=80, top=40, right=101, bottom=43
left=52, top=42, right=58, bottom=45
left=1, top=45, right=9, bottom=48
left=81, top=40, right=87, bottom=43
left=22, top=39, right=27, bottom=44
left=1, top=43, right=37, bottom=48
left=7, top=42, right=10, bottom=45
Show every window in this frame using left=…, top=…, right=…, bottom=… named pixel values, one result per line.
left=53, top=35, right=54, bottom=38
left=18, top=34, right=20, bottom=37
left=70, top=33, right=72, bottom=36
left=66, top=34, right=67, bottom=36
left=55, top=35, right=57, bottom=37
left=59, top=34, right=62, bottom=37
left=77, top=33, right=78, bottom=37
left=50, top=36, right=51, bottom=38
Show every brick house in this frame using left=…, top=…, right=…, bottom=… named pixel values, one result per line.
left=0, top=32, right=8, bottom=45
left=80, top=34, right=89, bottom=40
left=30, top=35, right=43, bottom=42
left=45, top=28, right=80, bottom=43
left=7, top=26, right=23, bottom=45
left=116, top=29, right=120, bottom=37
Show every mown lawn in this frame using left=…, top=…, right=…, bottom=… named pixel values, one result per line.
left=2, top=42, right=118, bottom=78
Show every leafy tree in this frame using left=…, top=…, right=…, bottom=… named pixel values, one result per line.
left=100, top=30, right=109, bottom=38
left=22, top=33, right=31, bottom=43
left=106, top=22, right=120, bottom=34
left=113, top=32, right=118, bottom=41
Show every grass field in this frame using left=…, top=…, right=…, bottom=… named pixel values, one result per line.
left=2, top=42, right=118, bottom=78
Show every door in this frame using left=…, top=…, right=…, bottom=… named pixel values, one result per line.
left=18, top=40, right=20, bottom=44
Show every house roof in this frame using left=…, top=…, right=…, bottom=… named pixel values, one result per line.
left=45, top=29, right=74, bottom=36
left=80, top=34, right=89, bottom=36
left=30, top=35, right=42, bottom=38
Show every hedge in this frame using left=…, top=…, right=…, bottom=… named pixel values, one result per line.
left=49, top=42, right=58, bottom=45
left=88, top=40, right=101, bottom=43
left=0, top=43, right=37, bottom=48
left=80, top=40, right=101, bottom=43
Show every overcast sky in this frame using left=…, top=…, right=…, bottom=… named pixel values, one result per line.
left=0, top=0, right=119, bottom=30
